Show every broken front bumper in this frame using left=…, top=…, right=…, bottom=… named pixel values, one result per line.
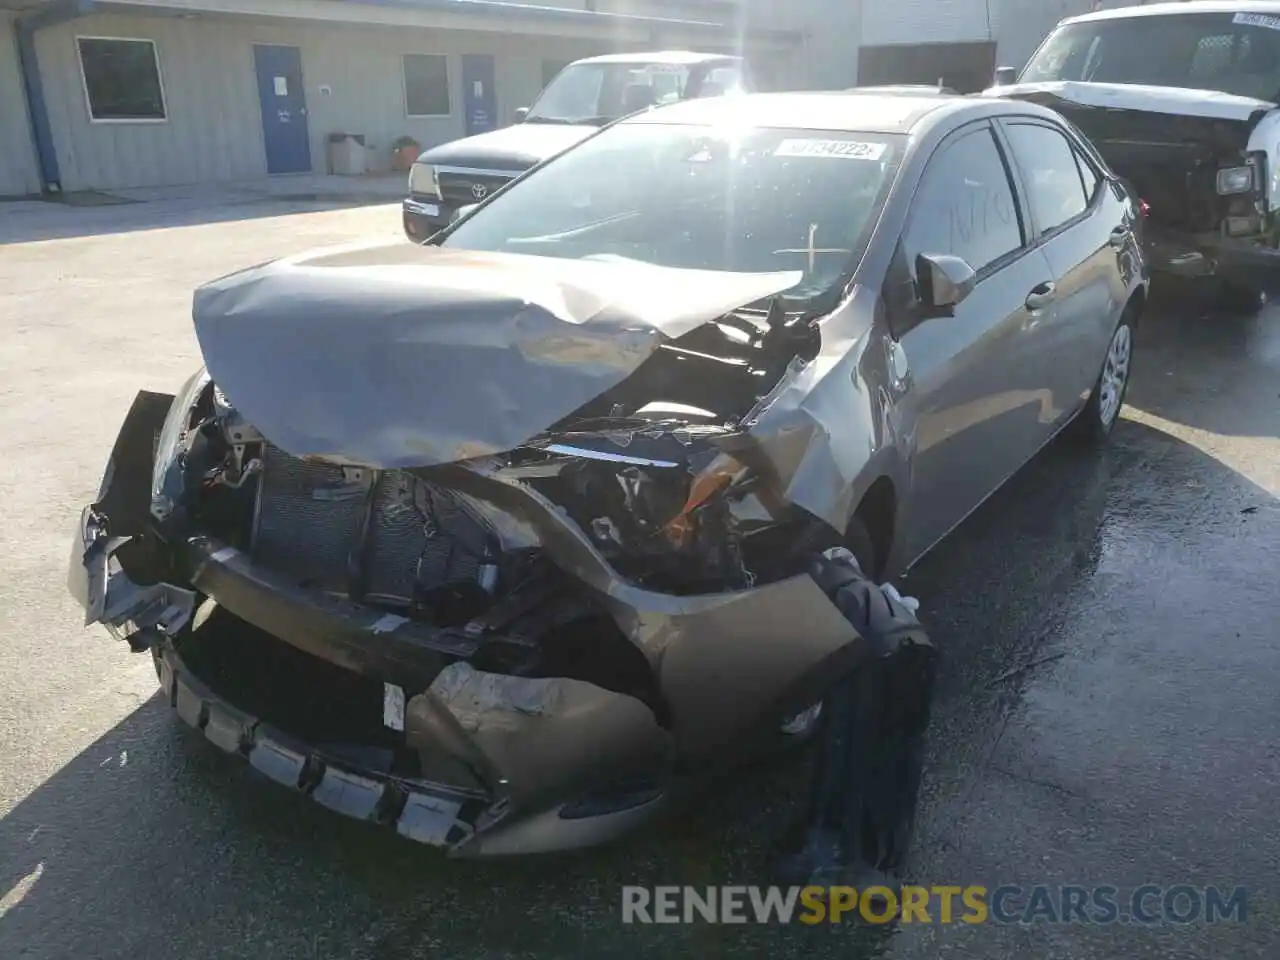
left=68, top=512, right=679, bottom=856
left=156, top=639, right=481, bottom=848
left=1145, top=225, right=1280, bottom=292
left=68, top=385, right=868, bottom=855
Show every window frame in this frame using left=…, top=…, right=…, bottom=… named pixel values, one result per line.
left=899, top=119, right=1031, bottom=285
left=76, top=35, right=168, bottom=125
left=995, top=117, right=1104, bottom=244
left=401, top=53, right=452, bottom=119
left=1072, top=141, right=1101, bottom=205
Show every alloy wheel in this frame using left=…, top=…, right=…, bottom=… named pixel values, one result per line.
left=1097, top=323, right=1131, bottom=428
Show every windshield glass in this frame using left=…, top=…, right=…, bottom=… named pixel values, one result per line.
left=526, top=62, right=700, bottom=124
left=1020, top=12, right=1280, bottom=101
left=442, top=122, right=903, bottom=303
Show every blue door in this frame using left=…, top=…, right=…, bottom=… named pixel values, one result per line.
left=254, top=44, right=311, bottom=175
left=462, top=54, right=497, bottom=136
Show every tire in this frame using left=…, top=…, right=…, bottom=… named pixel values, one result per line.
left=777, top=552, right=937, bottom=882
left=1073, top=308, right=1135, bottom=445
left=779, top=518, right=877, bottom=739
left=819, top=559, right=935, bottom=872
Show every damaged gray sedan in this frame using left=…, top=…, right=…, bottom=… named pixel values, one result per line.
left=68, top=92, right=1147, bottom=857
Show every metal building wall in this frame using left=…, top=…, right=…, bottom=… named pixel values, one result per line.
left=33, top=11, right=607, bottom=191
left=743, top=0, right=860, bottom=89
left=1, top=11, right=40, bottom=196
left=862, top=0, right=995, bottom=46
left=855, top=0, right=1102, bottom=85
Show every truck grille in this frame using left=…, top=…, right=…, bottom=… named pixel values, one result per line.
left=437, top=170, right=517, bottom=205
left=250, top=444, right=491, bottom=604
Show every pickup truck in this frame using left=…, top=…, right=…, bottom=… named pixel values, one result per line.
left=988, top=1, right=1280, bottom=310
left=403, top=51, right=751, bottom=241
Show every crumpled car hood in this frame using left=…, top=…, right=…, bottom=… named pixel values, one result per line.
left=985, top=80, right=1274, bottom=123
left=192, top=242, right=798, bottom=467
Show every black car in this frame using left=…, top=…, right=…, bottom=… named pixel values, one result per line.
left=402, top=51, right=750, bottom=241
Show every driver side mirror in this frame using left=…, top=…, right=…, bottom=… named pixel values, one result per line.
left=993, top=66, right=1018, bottom=87
left=915, top=252, right=976, bottom=318
left=513, top=106, right=530, bottom=123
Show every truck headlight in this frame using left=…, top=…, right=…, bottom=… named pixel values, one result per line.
left=1216, top=165, right=1255, bottom=195
left=408, top=162, right=441, bottom=199
left=151, top=367, right=211, bottom=520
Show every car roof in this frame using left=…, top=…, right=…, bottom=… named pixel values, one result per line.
left=1064, top=0, right=1280, bottom=26
left=624, top=91, right=1015, bottom=135
left=574, top=50, right=737, bottom=66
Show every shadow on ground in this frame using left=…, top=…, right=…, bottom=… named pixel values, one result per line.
left=6, top=409, right=1271, bottom=960
left=1125, top=282, right=1280, bottom=440
left=0, top=188, right=403, bottom=245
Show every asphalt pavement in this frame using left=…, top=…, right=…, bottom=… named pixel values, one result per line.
left=1, top=200, right=1277, bottom=959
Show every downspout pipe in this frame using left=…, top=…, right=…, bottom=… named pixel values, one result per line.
left=15, top=0, right=98, bottom=194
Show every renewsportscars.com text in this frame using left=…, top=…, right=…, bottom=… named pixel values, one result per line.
left=621, top=885, right=1248, bottom=925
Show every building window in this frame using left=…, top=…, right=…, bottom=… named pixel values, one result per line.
left=77, top=37, right=167, bottom=122
left=403, top=54, right=450, bottom=117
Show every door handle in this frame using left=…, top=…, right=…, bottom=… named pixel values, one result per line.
left=1108, top=225, right=1130, bottom=249
left=1025, top=282, right=1056, bottom=311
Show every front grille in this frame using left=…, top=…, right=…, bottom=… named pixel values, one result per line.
left=437, top=171, right=516, bottom=205
left=250, top=444, right=491, bottom=604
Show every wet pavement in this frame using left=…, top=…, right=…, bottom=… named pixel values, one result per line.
left=1, top=206, right=1277, bottom=959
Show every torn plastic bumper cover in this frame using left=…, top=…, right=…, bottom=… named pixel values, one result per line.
left=71, top=509, right=684, bottom=855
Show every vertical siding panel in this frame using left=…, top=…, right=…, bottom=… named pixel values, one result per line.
left=33, top=12, right=625, bottom=191
left=0, top=11, right=41, bottom=195
left=21, top=5, right=895, bottom=192
left=861, top=0, right=992, bottom=46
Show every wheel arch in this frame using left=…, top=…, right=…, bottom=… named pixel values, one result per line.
left=852, top=475, right=898, bottom=581
left=1125, top=284, right=1147, bottom=326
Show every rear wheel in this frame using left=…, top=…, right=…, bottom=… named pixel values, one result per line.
left=1074, top=309, right=1134, bottom=445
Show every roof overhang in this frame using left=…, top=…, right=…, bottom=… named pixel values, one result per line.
left=8, top=0, right=731, bottom=39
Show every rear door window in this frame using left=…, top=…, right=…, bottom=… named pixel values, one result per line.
left=1001, top=122, right=1089, bottom=235
left=903, top=124, right=1024, bottom=275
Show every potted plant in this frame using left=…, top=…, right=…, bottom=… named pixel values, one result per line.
left=391, top=135, right=421, bottom=172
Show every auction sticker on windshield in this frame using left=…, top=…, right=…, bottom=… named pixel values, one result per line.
left=1234, top=11, right=1280, bottom=30
left=775, top=139, right=888, bottom=160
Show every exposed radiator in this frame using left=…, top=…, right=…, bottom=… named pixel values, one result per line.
left=250, top=443, right=491, bottom=604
